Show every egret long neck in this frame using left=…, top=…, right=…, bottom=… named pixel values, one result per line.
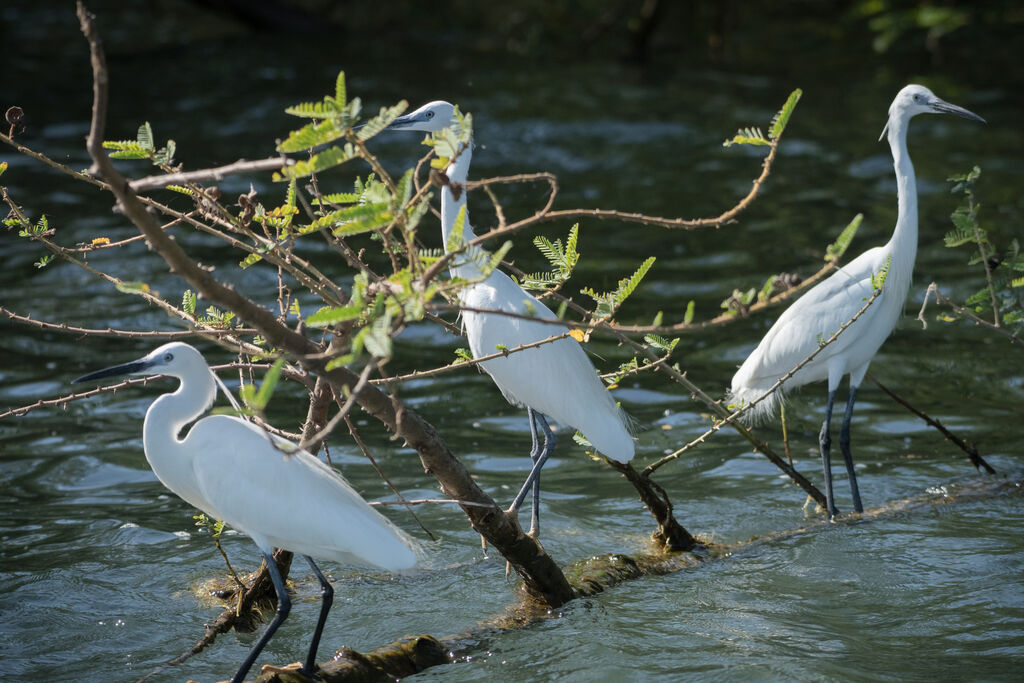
left=142, top=367, right=216, bottom=498
left=886, top=115, right=918, bottom=281
left=440, top=141, right=483, bottom=279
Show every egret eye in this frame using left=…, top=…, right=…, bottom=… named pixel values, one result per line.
left=164, top=352, right=174, bottom=362
left=425, top=111, right=434, bottom=119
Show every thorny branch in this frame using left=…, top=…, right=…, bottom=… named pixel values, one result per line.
left=75, top=2, right=576, bottom=608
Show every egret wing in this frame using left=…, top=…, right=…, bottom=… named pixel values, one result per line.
left=187, top=415, right=417, bottom=570
left=737, top=246, right=891, bottom=387
left=460, top=271, right=634, bottom=460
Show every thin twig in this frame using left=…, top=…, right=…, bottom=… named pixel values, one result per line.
left=344, top=414, right=436, bottom=541
left=367, top=498, right=494, bottom=508
left=0, top=305, right=257, bottom=339
left=866, top=372, right=996, bottom=474
left=128, top=157, right=294, bottom=192
left=372, top=331, right=573, bottom=385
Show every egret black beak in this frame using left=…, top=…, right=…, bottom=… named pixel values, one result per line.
left=931, top=98, right=986, bottom=123
left=384, top=113, right=421, bottom=131
left=73, top=358, right=154, bottom=384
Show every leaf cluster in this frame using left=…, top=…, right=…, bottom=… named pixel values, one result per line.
left=521, top=224, right=580, bottom=293
left=723, top=89, right=802, bottom=147
left=942, top=166, right=1024, bottom=327
left=103, top=122, right=176, bottom=166
left=581, top=256, right=656, bottom=320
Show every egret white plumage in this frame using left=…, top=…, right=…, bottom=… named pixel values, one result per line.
left=74, top=342, right=417, bottom=682
left=385, top=102, right=634, bottom=535
left=729, top=85, right=984, bottom=518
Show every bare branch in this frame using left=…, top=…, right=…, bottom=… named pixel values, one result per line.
left=128, top=157, right=294, bottom=193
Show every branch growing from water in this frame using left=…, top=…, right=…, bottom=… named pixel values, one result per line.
left=865, top=372, right=996, bottom=474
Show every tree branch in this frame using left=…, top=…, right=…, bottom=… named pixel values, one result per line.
left=76, top=1, right=575, bottom=607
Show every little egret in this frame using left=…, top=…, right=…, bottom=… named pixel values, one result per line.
left=729, top=85, right=984, bottom=518
left=385, top=102, right=634, bottom=535
left=74, top=342, right=418, bottom=682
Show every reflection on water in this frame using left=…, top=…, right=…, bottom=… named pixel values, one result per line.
left=2, top=8, right=1023, bottom=682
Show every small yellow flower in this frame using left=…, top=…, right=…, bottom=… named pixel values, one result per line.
left=91, top=237, right=111, bottom=245
left=569, top=329, right=586, bottom=342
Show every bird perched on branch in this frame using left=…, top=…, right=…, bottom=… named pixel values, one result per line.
left=729, top=85, right=984, bottom=519
left=75, top=342, right=418, bottom=682
left=384, top=101, right=635, bottom=537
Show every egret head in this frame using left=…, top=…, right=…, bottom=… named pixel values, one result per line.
left=73, top=342, right=208, bottom=384
left=386, top=100, right=458, bottom=134
left=880, top=84, right=985, bottom=140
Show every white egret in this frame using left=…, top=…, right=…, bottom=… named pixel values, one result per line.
left=74, top=342, right=418, bottom=682
left=385, top=102, right=634, bottom=535
left=729, top=85, right=984, bottom=518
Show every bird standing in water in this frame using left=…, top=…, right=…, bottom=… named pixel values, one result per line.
left=729, top=85, right=984, bottom=518
left=75, top=342, right=418, bottom=682
left=385, top=102, right=635, bottom=537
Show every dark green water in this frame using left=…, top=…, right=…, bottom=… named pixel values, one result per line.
left=2, top=6, right=1023, bottom=682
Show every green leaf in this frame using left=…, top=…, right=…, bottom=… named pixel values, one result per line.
left=284, top=101, right=342, bottom=119
left=826, top=214, right=863, bottom=263
left=943, top=228, right=974, bottom=248
left=153, top=140, right=176, bottom=166
left=684, top=300, right=695, bottom=324
left=136, top=122, right=155, bottom=151
left=275, top=144, right=356, bottom=180
left=871, top=254, right=892, bottom=292
left=181, top=289, right=197, bottom=316
left=644, top=334, right=678, bottom=353
left=454, top=348, right=473, bottom=362
left=446, top=205, right=467, bottom=252
left=278, top=119, right=345, bottom=153
left=335, top=71, right=346, bottom=106
left=116, top=281, right=151, bottom=294
left=393, top=169, right=415, bottom=211
left=250, top=359, right=285, bottom=412
left=723, top=127, right=770, bottom=147
left=769, top=89, right=802, bottom=139
left=239, top=252, right=263, bottom=269
left=314, top=191, right=360, bottom=205
left=483, top=241, right=513, bottom=276
left=102, top=141, right=150, bottom=159
left=306, top=303, right=363, bottom=327
left=613, top=256, right=656, bottom=307
left=357, top=102, right=408, bottom=142
left=360, top=313, right=393, bottom=358
left=325, top=353, right=355, bottom=371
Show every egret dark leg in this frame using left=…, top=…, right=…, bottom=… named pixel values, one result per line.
left=528, top=413, right=554, bottom=536
left=301, top=555, right=334, bottom=676
left=839, top=386, right=864, bottom=513
left=819, top=390, right=837, bottom=519
left=509, top=411, right=556, bottom=536
left=233, top=551, right=291, bottom=683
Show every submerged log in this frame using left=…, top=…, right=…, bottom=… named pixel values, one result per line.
left=254, top=475, right=1021, bottom=682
